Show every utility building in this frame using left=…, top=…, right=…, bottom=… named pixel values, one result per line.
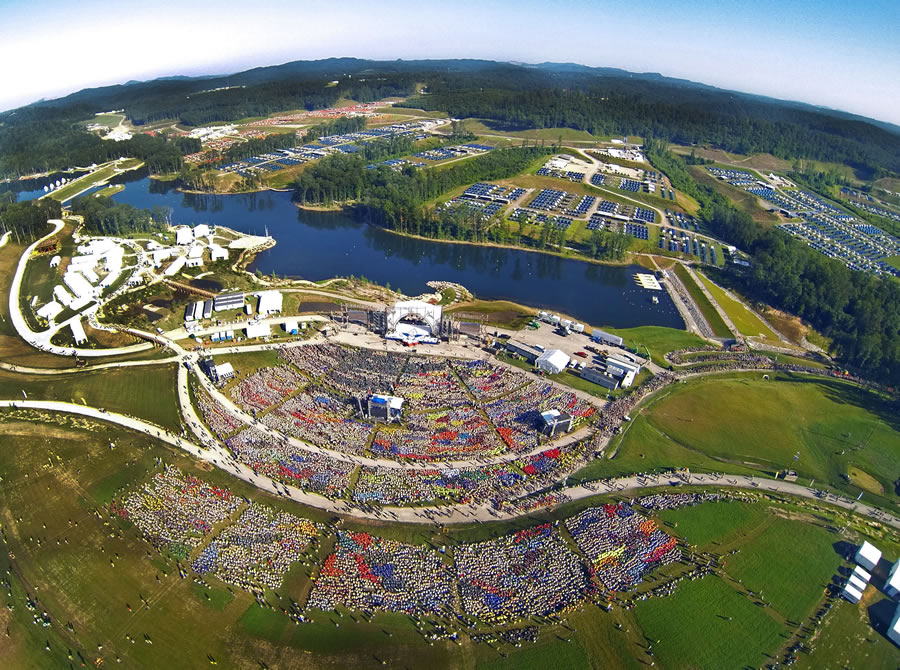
left=366, top=394, right=404, bottom=423
left=540, top=409, right=572, bottom=437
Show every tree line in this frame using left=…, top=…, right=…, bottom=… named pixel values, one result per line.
left=69, top=196, right=170, bottom=237
left=400, top=73, right=900, bottom=176
left=645, top=138, right=900, bottom=386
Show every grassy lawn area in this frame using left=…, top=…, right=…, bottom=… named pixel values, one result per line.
left=724, top=515, right=841, bottom=622
left=633, top=575, right=785, bottom=669
left=447, top=299, right=536, bottom=329
left=694, top=270, right=780, bottom=342
left=0, top=364, right=181, bottom=431
left=1, top=409, right=894, bottom=668
left=688, top=165, right=781, bottom=224
left=598, top=325, right=707, bottom=366
left=885, top=255, right=900, bottom=271
left=795, top=594, right=900, bottom=670
left=462, top=118, right=600, bottom=142
left=673, top=264, right=732, bottom=338
left=617, top=373, right=900, bottom=502
left=656, top=500, right=769, bottom=548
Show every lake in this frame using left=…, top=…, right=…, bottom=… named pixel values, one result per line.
left=106, top=176, right=683, bottom=329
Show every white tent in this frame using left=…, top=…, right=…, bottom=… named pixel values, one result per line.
left=245, top=323, right=271, bottom=339
left=69, top=319, right=87, bottom=345
left=175, top=227, right=193, bottom=245
left=841, top=583, right=863, bottom=604
left=855, top=541, right=882, bottom=572
left=535, top=349, right=570, bottom=374
left=886, top=560, right=900, bottom=600
left=36, top=301, right=63, bottom=321
left=889, top=604, right=900, bottom=645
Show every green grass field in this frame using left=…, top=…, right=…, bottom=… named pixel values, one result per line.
left=694, top=270, right=780, bottom=342
left=600, top=373, right=900, bottom=503
left=0, top=364, right=181, bottom=430
left=673, top=264, right=732, bottom=338
left=598, top=325, right=707, bottom=366
left=2, top=409, right=897, bottom=668
left=633, top=576, right=785, bottom=669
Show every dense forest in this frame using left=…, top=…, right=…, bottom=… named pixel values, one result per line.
left=69, top=196, right=169, bottom=236
left=0, top=123, right=200, bottom=178
left=401, top=80, right=900, bottom=176
left=0, top=197, right=63, bottom=242
left=646, top=139, right=900, bottom=386
left=4, top=59, right=898, bottom=179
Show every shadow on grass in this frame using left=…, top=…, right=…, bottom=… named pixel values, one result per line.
left=867, top=597, right=899, bottom=647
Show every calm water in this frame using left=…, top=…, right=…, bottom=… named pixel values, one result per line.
left=3, top=170, right=91, bottom=201
left=103, top=176, right=683, bottom=329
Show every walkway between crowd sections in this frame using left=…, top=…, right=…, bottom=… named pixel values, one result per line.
left=3, top=399, right=897, bottom=529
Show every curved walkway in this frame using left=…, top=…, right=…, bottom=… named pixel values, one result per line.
left=3, top=399, right=897, bottom=528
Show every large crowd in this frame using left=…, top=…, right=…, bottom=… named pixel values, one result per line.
left=261, top=387, right=374, bottom=455
left=196, top=387, right=244, bottom=439
left=394, top=356, right=472, bottom=410
left=307, top=531, right=455, bottom=616
left=229, top=365, right=306, bottom=413
left=113, top=469, right=754, bottom=626
left=192, top=503, right=320, bottom=591
left=352, top=464, right=524, bottom=506
left=114, top=467, right=240, bottom=557
left=566, top=502, right=681, bottom=592
left=483, top=380, right=595, bottom=451
left=455, top=523, right=592, bottom=621
left=225, top=427, right=353, bottom=496
left=450, top=359, right=530, bottom=401
left=370, top=406, right=504, bottom=460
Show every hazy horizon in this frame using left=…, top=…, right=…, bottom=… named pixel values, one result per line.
left=1, top=0, right=898, bottom=126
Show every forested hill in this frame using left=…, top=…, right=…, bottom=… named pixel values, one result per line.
left=3, top=58, right=898, bottom=178
left=398, top=71, right=900, bottom=176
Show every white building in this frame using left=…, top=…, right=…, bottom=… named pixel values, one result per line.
left=194, top=224, right=211, bottom=238
left=889, top=604, right=900, bottom=645
left=209, top=244, right=228, bottom=262
left=49, top=255, right=61, bottom=268
left=886, top=560, right=900, bottom=600
left=535, top=349, right=570, bottom=375
left=256, top=290, right=283, bottom=316
left=152, top=248, right=175, bottom=266
left=606, top=355, right=642, bottom=388
left=855, top=541, right=882, bottom=572
left=64, top=271, right=96, bottom=302
left=245, top=323, right=271, bottom=339
left=175, top=227, right=193, bottom=246
left=36, top=301, right=63, bottom=322
left=841, top=582, right=863, bottom=604
left=53, top=285, right=74, bottom=308
left=164, top=256, right=186, bottom=277
left=69, top=319, right=87, bottom=345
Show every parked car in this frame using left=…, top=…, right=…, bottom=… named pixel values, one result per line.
left=575, top=351, right=588, bottom=358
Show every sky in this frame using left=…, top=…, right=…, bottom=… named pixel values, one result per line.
left=0, top=0, right=898, bottom=124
